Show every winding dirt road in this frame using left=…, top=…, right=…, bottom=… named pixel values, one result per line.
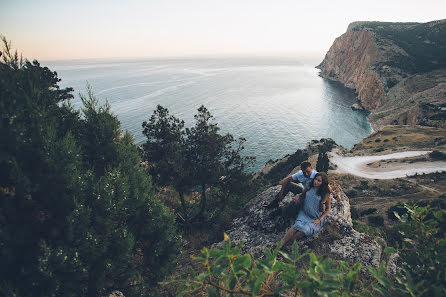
left=329, top=150, right=446, bottom=179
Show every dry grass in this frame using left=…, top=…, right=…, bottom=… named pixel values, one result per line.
left=330, top=170, right=445, bottom=227
left=350, top=125, right=446, bottom=155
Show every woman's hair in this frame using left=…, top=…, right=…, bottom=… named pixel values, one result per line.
left=310, top=172, right=330, bottom=197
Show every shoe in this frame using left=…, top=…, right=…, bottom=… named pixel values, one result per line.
left=263, top=198, right=279, bottom=209
left=269, top=208, right=281, bottom=219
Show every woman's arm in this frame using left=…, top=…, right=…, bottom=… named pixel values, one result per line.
left=293, top=184, right=309, bottom=205
left=313, top=193, right=331, bottom=226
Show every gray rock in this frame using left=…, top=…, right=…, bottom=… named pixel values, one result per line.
left=106, top=291, right=125, bottom=297
left=217, top=181, right=382, bottom=269
left=386, top=253, right=403, bottom=278
left=352, top=103, right=365, bottom=111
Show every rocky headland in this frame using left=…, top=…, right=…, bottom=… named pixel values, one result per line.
left=217, top=182, right=383, bottom=272
left=317, top=19, right=446, bottom=129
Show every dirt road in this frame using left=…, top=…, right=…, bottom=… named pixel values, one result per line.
left=329, top=150, right=446, bottom=179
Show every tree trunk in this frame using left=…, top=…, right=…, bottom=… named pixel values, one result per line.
left=179, top=191, right=189, bottom=223
left=190, top=183, right=207, bottom=223
left=191, top=183, right=206, bottom=222
left=199, top=183, right=206, bottom=217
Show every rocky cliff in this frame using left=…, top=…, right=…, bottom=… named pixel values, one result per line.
left=318, top=20, right=446, bottom=129
left=216, top=181, right=383, bottom=273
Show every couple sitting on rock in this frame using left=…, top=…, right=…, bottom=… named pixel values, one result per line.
left=263, top=161, right=331, bottom=248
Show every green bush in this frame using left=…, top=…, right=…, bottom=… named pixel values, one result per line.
left=316, top=146, right=329, bottom=173
left=346, top=189, right=358, bottom=198
left=361, top=208, right=377, bottom=216
left=381, top=204, right=446, bottom=296
left=0, top=40, right=179, bottom=297
left=261, top=149, right=309, bottom=185
left=172, top=204, right=445, bottom=297
left=387, top=202, right=406, bottom=221
left=368, top=215, right=384, bottom=226
left=354, top=180, right=369, bottom=191
left=430, top=150, right=446, bottom=160
left=167, top=239, right=366, bottom=296
left=350, top=207, right=360, bottom=220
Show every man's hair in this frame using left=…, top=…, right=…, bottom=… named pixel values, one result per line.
left=300, top=161, right=311, bottom=170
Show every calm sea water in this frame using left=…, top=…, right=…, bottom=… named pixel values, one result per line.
left=45, top=57, right=372, bottom=172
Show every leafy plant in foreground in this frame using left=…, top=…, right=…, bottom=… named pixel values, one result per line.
left=165, top=236, right=365, bottom=297
left=371, top=204, right=446, bottom=297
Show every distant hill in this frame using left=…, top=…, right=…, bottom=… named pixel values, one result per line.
left=317, top=19, right=446, bottom=129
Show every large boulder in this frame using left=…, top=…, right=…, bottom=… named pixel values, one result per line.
left=219, top=181, right=382, bottom=269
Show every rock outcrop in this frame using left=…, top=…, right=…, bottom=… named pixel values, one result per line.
left=218, top=181, right=382, bottom=270
left=317, top=28, right=388, bottom=111
left=317, top=20, right=446, bottom=129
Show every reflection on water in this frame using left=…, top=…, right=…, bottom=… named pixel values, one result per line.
left=46, top=57, right=372, bottom=172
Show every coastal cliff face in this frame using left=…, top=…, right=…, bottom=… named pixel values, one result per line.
left=318, top=20, right=446, bottom=129
left=317, top=28, right=388, bottom=110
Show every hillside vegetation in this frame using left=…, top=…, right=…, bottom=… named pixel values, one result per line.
left=351, top=20, right=446, bottom=73
left=0, top=39, right=179, bottom=297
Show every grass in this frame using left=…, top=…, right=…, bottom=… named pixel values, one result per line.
left=351, top=125, right=446, bottom=153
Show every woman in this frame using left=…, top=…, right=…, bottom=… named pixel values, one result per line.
left=280, top=172, right=331, bottom=248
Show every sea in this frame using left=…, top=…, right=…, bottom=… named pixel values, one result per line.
left=45, top=57, right=372, bottom=172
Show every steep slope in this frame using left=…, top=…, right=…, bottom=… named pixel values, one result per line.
left=318, top=20, right=446, bottom=128
left=217, top=183, right=382, bottom=271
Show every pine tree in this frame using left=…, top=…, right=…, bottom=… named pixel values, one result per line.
left=142, top=105, right=255, bottom=225
left=316, top=147, right=330, bottom=173
left=0, top=39, right=179, bottom=297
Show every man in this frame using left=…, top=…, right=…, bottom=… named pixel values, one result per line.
left=263, top=161, right=317, bottom=219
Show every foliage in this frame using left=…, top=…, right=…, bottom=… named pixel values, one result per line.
left=387, top=199, right=446, bottom=221
left=142, top=105, right=256, bottom=228
left=166, top=237, right=366, bottom=297
left=387, top=202, right=407, bottom=221
left=361, top=208, right=377, bottom=216
left=346, top=189, right=358, bottom=198
left=352, top=220, right=385, bottom=238
left=0, top=39, right=179, bottom=297
left=368, top=215, right=384, bottom=226
left=429, top=150, right=446, bottom=160
left=354, top=180, right=369, bottom=191
left=170, top=202, right=445, bottom=296
left=373, top=204, right=446, bottom=297
left=350, top=207, right=360, bottom=220
left=352, top=21, right=446, bottom=73
left=259, top=149, right=309, bottom=185
left=142, top=105, right=191, bottom=222
left=316, top=146, right=329, bottom=173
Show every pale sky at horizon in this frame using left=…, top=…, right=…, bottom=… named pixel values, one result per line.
left=1, top=0, right=445, bottom=61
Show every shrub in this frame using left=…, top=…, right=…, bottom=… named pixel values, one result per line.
left=354, top=180, right=369, bottom=190
left=429, top=150, right=446, bottom=160
left=172, top=205, right=445, bottom=297
left=361, top=208, right=377, bottom=216
left=167, top=239, right=367, bottom=296
left=387, top=203, right=407, bottom=221
left=350, top=207, right=360, bottom=219
left=0, top=41, right=179, bottom=297
left=382, top=204, right=446, bottom=296
left=262, top=149, right=309, bottom=185
left=368, top=215, right=384, bottom=226
left=346, top=189, right=358, bottom=198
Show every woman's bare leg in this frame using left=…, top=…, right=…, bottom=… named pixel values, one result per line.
left=280, top=227, right=297, bottom=248
left=291, top=231, right=305, bottom=242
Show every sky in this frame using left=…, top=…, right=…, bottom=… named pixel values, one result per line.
left=1, top=0, right=445, bottom=61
